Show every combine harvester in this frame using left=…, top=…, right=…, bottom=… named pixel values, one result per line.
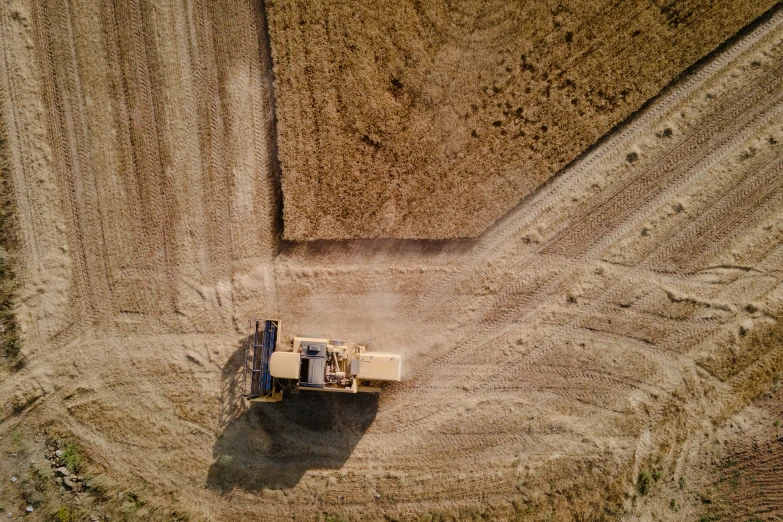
left=243, top=319, right=402, bottom=402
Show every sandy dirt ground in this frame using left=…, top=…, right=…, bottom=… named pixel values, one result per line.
left=1, top=0, right=783, bottom=521
left=268, top=0, right=777, bottom=240
left=634, top=376, right=783, bottom=522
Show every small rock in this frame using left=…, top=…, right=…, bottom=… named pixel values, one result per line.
left=55, top=450, right=64, bottom=457
left=10, top=476, right=16, bottom=483
left=55, top=466, right=70, bottom=477
left=26, top=506, right=33, bottom=513
left=63, top=477, right=75, bottom=490
left=118, top=492, right=123, bottom=500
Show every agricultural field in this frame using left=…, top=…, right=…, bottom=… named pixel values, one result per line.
left=1, top=0, right=782, bottom=521
left=268, top=0, right=776, bottom=240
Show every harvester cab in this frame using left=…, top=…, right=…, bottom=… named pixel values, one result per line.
left=242, top=318, right=402, bottom=402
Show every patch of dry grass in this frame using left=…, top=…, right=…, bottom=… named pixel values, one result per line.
left=0, top=108, right=22, bottom=371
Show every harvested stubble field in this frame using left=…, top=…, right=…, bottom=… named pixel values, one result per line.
left=0, top=0, right=782, bottom=521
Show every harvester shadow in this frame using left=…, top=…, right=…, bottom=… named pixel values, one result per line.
left=206, top=344, right=379, bottom=492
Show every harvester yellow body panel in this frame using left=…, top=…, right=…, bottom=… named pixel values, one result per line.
left=243, top=318, right=402, bottom=402
left=356, top=353, right=402, bottom=381
left=269, top=351, right=301, bottom=379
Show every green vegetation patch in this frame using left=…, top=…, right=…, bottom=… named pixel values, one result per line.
left=61, top=443, right=87, bottom=474
left=0, top=112, right=22, bottom=371
left=637, top=469, right=662, bottom=496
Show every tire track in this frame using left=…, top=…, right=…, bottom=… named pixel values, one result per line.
left=135, top=0, right=181, bottom=320
left=411, top=10, right=783, bottom=327
left=192, top=0, right=231, bottom=283
left=421, top=54, right=783, bottom=352
left=109, top=0, right=170, bottom=315
left=648, top=156, right=783, bottom=272
left=0, top=0, right=78, bottom=344
left=604, top=117, right=783, bottom=268
left=542, top=57, right=783, bottom=258
left=385, top=16, right=783, bottom=483
left=192, top=0, right=232, bottom=280
left=98, top=0, right=148, bottom=294
left=29, top=0, right=95, bottom=329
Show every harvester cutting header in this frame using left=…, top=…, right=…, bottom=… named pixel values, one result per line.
left=243, top=319, right=402, bottom=402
